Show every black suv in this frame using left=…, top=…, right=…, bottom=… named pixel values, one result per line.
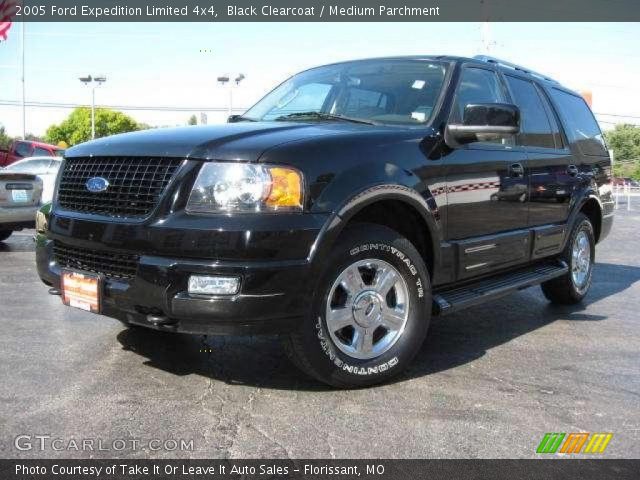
left=37, top=56, right=613, bottom=387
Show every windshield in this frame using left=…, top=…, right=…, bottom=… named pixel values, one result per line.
left=244, top=59, right=448, bottom=126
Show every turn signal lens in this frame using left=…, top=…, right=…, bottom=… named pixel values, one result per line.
left=265, top=167, right=303, bottom=209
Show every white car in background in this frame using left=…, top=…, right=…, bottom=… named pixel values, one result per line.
left=2, top=156, right=62, bottom=203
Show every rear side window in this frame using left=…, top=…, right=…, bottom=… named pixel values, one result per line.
left=550, top=89, right=607, bottom=156
left=505, top=75, right=557, bottom=149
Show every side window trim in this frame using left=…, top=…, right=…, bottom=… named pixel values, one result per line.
left=449, top=63, right=515, bottom=151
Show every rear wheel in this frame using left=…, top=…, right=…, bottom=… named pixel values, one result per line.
left=284, top=223, right=431, bottom=388
left=541, top=213, right=595, bottom=304
left=0, top=230, right=12, bottom=242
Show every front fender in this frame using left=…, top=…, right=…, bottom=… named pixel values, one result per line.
left=307, top=183, right=443, bottom=288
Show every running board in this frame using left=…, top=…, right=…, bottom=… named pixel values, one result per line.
left=432, top=261, right=568, bottom=316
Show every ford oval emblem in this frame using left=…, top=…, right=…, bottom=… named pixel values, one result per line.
left=86, top=177, right=109, bottom=193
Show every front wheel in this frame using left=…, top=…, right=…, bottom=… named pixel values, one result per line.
left=284, top=223, right=431, bottom=388
left=541, top=213, right=595, bottom=304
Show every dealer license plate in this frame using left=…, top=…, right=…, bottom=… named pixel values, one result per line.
left=61, top=270, right=101, bottom=313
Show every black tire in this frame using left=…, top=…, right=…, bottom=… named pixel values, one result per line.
left=541, top=213, right=595, bottom=305
left=0, top=230, right=12, bottom=242
left=283, top=223, right=431, bottom=388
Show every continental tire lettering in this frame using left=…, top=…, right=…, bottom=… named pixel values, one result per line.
left=316, top=317, right=399, bottom=375
left=350, top=243, right=424, bottom=298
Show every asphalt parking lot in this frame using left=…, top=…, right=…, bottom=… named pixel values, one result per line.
left=1, top=208, right=639, bottom=459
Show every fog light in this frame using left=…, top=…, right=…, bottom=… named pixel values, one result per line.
left=188, top=275, right=240, bottom=295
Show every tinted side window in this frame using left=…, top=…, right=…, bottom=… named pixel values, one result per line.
left=505, top=76, right=556, bottom=149
left=453, top=67, right=510, bottom=145
left=33, top=147, right=51, bottom=156
left=550, top=89, right=607, bottom=156
left=454, top=68, right=508, bottom=119
left=14, top=142, right=32, bottom=157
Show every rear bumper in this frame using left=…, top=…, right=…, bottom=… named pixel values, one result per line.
left=0, top=205, right=38, bottom=229
left=37, top=212, right=328, bottom=335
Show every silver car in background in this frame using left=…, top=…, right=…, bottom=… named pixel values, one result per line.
left=0, top=163, right=46, bottom=242
left=2, top=156, right=62, bottom=203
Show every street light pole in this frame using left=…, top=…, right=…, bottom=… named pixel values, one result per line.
left=21, top=22, right=26, bottom=139
left=91, top=85, right=96, bottom=139
left=217, top=74, right=245, bottom=119
left=217, top=75, right=230, bottom=117
left=79, top=75, right=107, bottom=139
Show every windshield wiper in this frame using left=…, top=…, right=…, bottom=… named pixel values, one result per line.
left=274, top=111, right=376, bottom=125
left=228, top=114, right=257, bottom=122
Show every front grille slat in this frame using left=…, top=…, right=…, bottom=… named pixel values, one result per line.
left=53, top=242, right=139, bottom=279
left=57, top=156, right=182, bottom=218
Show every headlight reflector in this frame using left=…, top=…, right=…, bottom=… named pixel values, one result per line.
left=187, top=163, right=302, bottom=213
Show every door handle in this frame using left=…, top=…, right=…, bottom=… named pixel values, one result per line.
left=567, top=164, right=579, bottom=176
left=509, top=163, right=524, bottom=178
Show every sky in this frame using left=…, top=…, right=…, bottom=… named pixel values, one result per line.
left=0, top=22, right=639, bottom=137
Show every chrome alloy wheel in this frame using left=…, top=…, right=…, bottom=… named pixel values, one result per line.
left=571, top=230, right=592, bottom=290
left=325, top=259, right=410, bottom=360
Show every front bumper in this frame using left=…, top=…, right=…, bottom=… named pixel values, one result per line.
left=37, top=211, right=329, bottom=335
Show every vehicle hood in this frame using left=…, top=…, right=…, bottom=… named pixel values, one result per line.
left=65, top=123, right=381, bottom=162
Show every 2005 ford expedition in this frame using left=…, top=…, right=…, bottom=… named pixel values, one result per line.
left=37, top=56, right=613, bottom=387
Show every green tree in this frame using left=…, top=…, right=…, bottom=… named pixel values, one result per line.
left=0, top=125, right=13, bottom=150
left=25, top=133, right=44, bottom=142
left=187, top=114, right=198, bottom=125
left=604, top=124, right=640, bottom=179
left=45, top=107, right=140, bottom=146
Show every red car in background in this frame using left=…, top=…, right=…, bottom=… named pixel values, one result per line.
left=0, top=140, right=65, bottom=167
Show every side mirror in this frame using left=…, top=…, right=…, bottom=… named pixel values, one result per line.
left=446, top=103, right=520, bottom=146
left=227, top=114, right=243, bottom=123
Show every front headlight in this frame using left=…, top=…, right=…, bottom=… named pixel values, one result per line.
left=186, top=162, right=303, bottom=213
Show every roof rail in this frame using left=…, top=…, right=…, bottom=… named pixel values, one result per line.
left=473, top=55, right=558, bottom=84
